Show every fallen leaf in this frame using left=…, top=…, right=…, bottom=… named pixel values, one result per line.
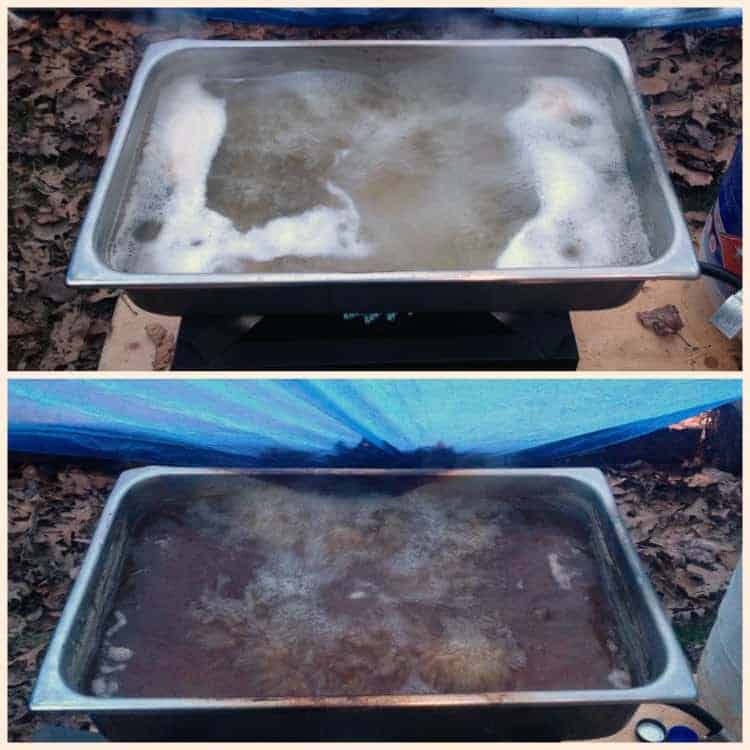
left=687, top=468, right=737, bottom=487
left=25, top=607, right=44, bottom=623
left=685, top=122, right=717, bottom=151
left=9, top=517, right=34, bottom=535
left=37, top=131, right=60, bottom=157
left=58, top=468, right=97, bottom=496
left=642, top=29, right=671, bottom=52
left=638, top=75, right=670, bottom=96
left=682, top=497, right=709, bottom=519
left=145, top=323, right=175, bottom=370
left=8, top=318, right=42, bottom=337
left=39, top=274, right=77, bottom=303
left=30, top=220, right=69, bottom=242
left=59, top=96, right=101, bottom=126
left=26, top=74, right=76, bottom=101
left=8, top=50, right=25, bottom=80
left=665, top=155, right=714, bottom=187
left=9, top=580, right=31, bottom=603
left=637, top=304, right=685, bottom=336
left=37, top=166, right=66, bottom=189
left=11, top=642, right=46, bottom=670
left=8, top=671, right=28, bottom=688
left=40, top=311, right=92, bottom=368
left=88, top=289, right=121, bottom=303
left=651, top=94, right=692, bottom=118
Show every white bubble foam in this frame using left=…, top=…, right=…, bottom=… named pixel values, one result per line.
left=497, top=77, right=651, bottom=268
left=97, top=477, right=632, bottom=695
left=547, top=552, right=580, bottom=591
left=91, top=676, right=119, bottom=697
left=105, top=609, right=127, bottom=639
left=113, top=75, right=371, bottom=273
left=608, top=668, right=632, bottom=688
left=112, top=70, right=651, bottom=274
left=106, top=645, right=133, bottom=663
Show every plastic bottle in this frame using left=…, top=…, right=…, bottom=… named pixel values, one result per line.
left=699, top=138, right=742, bottom=310
left=696, top=563, right=742, bottom=740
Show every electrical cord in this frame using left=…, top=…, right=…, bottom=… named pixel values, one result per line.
left=698, top=261, right=742, bottom=290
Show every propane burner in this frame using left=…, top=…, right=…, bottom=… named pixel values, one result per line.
left=172, top=311, right=579, bottom=370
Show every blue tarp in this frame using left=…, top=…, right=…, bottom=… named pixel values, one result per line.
left=491, top=8, right=742, bottom=29
left=182, top=9, right=422, bottom=27
left=176, top=8, right=742, bottom=29
left=8, top=380, right=741, bottom=467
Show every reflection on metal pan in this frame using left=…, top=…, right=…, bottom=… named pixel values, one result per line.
left=67, top=40, right=698, bottom=315
left=31, top=467, right=696, bottom=741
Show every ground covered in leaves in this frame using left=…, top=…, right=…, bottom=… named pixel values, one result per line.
left=8, top=456, right=741, bottom=740
left=8, top=11, right=742, bottom=369
left=8, top=462, right=118, bottom=741
left=604, top=461, right=741, bottom=664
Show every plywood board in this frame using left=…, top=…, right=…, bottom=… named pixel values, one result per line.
left=98, top=295, right=180, bottom=371
left=572, top=279, right=740, bottom=371
left=99, top=282, right=740, bottom=371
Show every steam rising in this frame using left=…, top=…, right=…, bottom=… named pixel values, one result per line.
left=89, top=478, right=632, bottom=698
left=112, top=58, right=651, bottom=274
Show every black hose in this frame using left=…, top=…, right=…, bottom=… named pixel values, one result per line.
left=699, top=261, right=742, bottom=290
left=665, top=702, right=725, bottom=739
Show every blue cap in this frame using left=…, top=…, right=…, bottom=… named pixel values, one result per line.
left=666, top=725, right=699, bottom=742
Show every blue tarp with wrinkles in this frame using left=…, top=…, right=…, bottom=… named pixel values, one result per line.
left=490, top=8, right=741, bottom=29
left=178, top=8, right=742, bottom=29
left=8, top=380, right=741, bottom=467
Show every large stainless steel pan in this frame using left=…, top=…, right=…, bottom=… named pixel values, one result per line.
left=66, top=40, right=699, bottom=315
left=31, top=467, right=695, bottom=740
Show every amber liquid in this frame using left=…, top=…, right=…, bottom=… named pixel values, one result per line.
left=90, top=477, right=631, bottom=698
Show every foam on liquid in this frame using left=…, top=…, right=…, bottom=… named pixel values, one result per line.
left=497, top=77, right=651, bottom=268
left=89, top=478, right=632, bottom=698
left=111, top=64, right=652, bottom=274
